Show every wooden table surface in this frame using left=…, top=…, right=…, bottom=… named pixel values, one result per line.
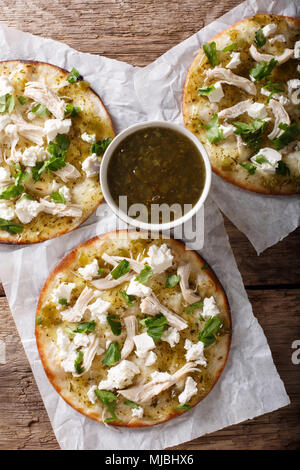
left=0, top=0, right=299, bottom=451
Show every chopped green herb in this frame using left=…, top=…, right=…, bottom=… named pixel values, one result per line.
left=275, top=160, right=290, bottom=176
left=255, top=155, right=269, bottom=164
left=201, top=263, right=208, bottom=270
left=198, top=85, right=215, bottom=96
left=58, top=298, right=68, bottom=306
left=21, top=193, right=35, bottom=200
left=221, top=43, right=237, bottom=52
left=198, top=316, right=222, bottom=348
left=73, top=321, right=96, bottom=333
left=95, top=389, right=119, bottom=422
left=140, top=313, right=168, bottom=342
left=186, top=301, right=203, bottom=315
left=91, top=137, right=112, bottom=156
left=33, top=134, right=69, bottom=181
left=0, top=94, right=15, bottom=113
left=97, top=268, right=105, bottom=276
left=255, top=29, right=266, bottom=48
left=74, top=350, right=84, bottom=374
left=111, top=259, right=130, bottom=279
left=51, top=190, right=66, bottom=204
left=18, top=96, right=29, bottom=105
left=175, top=403, right=191, bottom=411
left=165, top=274, right=180, bottom=288
left=67, top=67, right=82, bottom=84
left=102, top=342, right=121, bottom=367
left=120, top=289, right=136, bottom=306
left=135, top=264, right=153, bottom=285
left=261, top=81, right=285, bottom=103
left=205, top=114, right=224, bottom=144
left=203, top=42, right=218, bottom=66
left=272, top=123, right=300, bottom=150
left=124, top=400, right=139, bottom=409
left=36, top=316, right=42, bottom=326
left=250, top=58, right=277, bottom=81
left=65, top=104, right=80, bottom=117
left=0, top=218, right=23, bottom=234
left=0, top=184, right=24, bottom=200
left=239, top=162, right=257, bottom=175
left=31, top=103, right=50, bottom=117
left=13, top=164, right=29, bottom=186
left=107, top=314, right=122, bottom=336
left=233, top=119, right=266, bottom=151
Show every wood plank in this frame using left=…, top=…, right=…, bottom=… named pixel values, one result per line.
left=1, top=288, right=299, bottom=450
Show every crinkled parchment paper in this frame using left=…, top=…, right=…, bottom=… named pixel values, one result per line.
left=134, top=0, right=300, bottom=254
left=0, top=21, right=289, bottom=449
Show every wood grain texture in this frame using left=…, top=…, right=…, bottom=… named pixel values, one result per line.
left=0, top=0, right=299, bottom=450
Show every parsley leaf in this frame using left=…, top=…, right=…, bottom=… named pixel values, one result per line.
left=31, top=103, right=50, bottom=117
left=13, top=164, right=29, bottom=186
left=18, top=96, right=29, bottom=105
left=90, top=138, right=112, bottom=156
left=120, top=289, right=136, bottom=306
left=221, top=43, right=237, bottom=52
left=261, top=81, right=285, bottom=103
left=201, top=263, right=208, bottom=271
left=73, top=321, right=96, bottom=333
left=124, top=400, right=140, bottom=409
left=198, top=85, right=215, bottom=96
left=255, top=155, right=269, bottom=164
left=102, top=342, right=121, bottom=367
left=198, top=316, right=222, bottom=348
left=255, top=29, right=266, bottom=48
left=135, top=264, right=153, bottom=285
left=205, top=114, right=224, bottom=144
left=186, top=301, right=204, bottom=315
left=74, top=350, right=84, bottom=374
left=32, top=135, right=69, bottom=181
left=65, top=104, right=80, bottom=117
left=95, top=390, right=119, bottom=422
left=0, top=218, right=23, bottom=234
left=233, top=119, right=266, bottom=151
left=111, top=259, right=130, bottom=279
left=58, top=298, right=68, bottom=306
left=275, top=160, right=290, bottom=176
left=250, top=58, right=277, bottom=81
left=140, top=313, right=168, bottom=342
left=51, top=190, right=66, bottom=204
left=0, top=184, right=24, bottom=200
left=239, top=162, right=257, bottom=175
left=67, top=67, right=82, bottom=84
left=203, top=42, right=218, bottom=66
left=272, top=123, right=300, bottom=150
left=36, top=316, right=42, bottom=326
left=107, top=314, right=122, bottom=336
left=0, top=94, right=15, bottom=113
left=175, top=403, right=191, bottom=411
left=165, top=274, right=181, bottom=288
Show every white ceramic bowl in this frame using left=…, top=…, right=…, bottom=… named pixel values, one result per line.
left=100, top=121, right=211, bottom=231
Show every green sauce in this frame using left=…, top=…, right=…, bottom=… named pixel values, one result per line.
left=107, top=126, right=206, bottom=223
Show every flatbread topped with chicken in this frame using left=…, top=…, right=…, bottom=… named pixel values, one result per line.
left=36, top=231, right=231, bottom=427
left=0, top=60, right=114, bottom=243
left=183, top=14, right=300, bottom=195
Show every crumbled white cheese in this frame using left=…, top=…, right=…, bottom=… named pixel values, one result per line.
left=178, top=376, right=198, bottom=404
left=44, top=118, right=71, bottom=141
left=15, top=198, right=42, bottom=224
left=226, top=52, right=241, bottom=70
left=208, top=81, right=224, bottom=103
left=73, top=333, right=90, bottom=348
left=56, top=327, right=77, bottom=373
left=126, top=278, right=152, bottom=297
left=150, top=371, right=172, bottom=383
left=88, top=296, right=111, bottom=323
left=131, top=406, right=144, bottom=418
left=184, top=339, right=207, bottom=366
left=269, top=34, right=286, bottom=44
left=219, top=124, right=235, bottom=138
left=0, top=75, right=14, bottom=95
left=82, top=153, right=100, bottom=178
left=78, top=259, right=100, bottom=280
left=21, top=145, right=49, bottom=167
left=262, top=23, right=277, bottom=38
left=59, top=185, right=71, bottom=203
left=87, top=384, right=98, bottom=404
left=81, top=132, right=96, bottom=144
left=144, top=243, right=173, bottom=274
left=294, top=40, right=300, bottom=59
left=51, top=282, right=75, bottom=307
left=0, top=201, right=15, bottom=221
left=133, top=332, right=155, bottom=358
left=162, top=327, right=180, bottom=348
left=250, top=147, right=282, bottom=174
left=202, top=296, right=220, bottom=320
left=145, top=350, right=157, bottom=366
left=247, top=102, right=267, bottom=119
left=98, top=360, right=140, bottom=390
left=285, top=151, right=300, bottom=174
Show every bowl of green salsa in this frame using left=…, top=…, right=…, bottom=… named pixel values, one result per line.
left=100, top=121, right=211, bottom=231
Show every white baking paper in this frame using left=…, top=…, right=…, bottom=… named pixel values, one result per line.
left=0, top=20, right=290, bottom=450
left=134, top=0, right=300, bottom=254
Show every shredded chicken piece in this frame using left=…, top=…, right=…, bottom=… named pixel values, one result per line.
left=121, top=316, right=137, bottom=360
left=24, top=81, right=65, bottom=120
left=206, top=68, right=256, bottom=95
left=218, top=99, right=254, bottom=120
left=4, top=124, right=19, bottom=158
left=10, top=114, right=45, bottom=145
left=177, top=263, right=201, bottom=304
left=140, top=294, right=188, bottom=331
left=54, top=163, right=81, bottom=182
left=0, top=115, right=11, bottom=132
left=39, top=198, right=82, bottom=218
left=249, top=44, right=294, bottom=65
left=268, top=99, right=290, bottom=140
left=80, top=335, right=99, bottom=375
left=92, top=272, right=133, bottom=290
left=102, top=253, right=145, bottom=273
left=61, top=286, right=96, bottom=322
left=119, top=362, right=199, bottom=404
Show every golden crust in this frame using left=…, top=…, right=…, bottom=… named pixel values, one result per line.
left=0, top=60, right=115, bottom=244
left=36, top=230, right=231, bottom=427
left=183, top=14, right=300, bottom=195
